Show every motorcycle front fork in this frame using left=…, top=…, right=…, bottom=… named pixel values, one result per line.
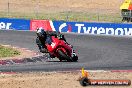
left=71, top=49, right=77, bottom=57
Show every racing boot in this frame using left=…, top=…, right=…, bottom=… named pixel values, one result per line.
left=40, top=48, right=48, bottom=53
left=37, top=44, right=48, bottom=53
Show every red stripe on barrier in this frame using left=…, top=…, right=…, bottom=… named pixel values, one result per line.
left=0, top=60, right=7, bottom=65
left=30, top=20, right=52, bottom=31
left=12, top=59, right=24, bottom=63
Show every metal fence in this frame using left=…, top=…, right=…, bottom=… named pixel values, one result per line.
left=0, top=1, right=123, bottom=22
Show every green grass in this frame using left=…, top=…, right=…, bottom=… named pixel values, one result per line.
left=0, top=11, right=123, bottom=22
left=0, top=45, right=20, bottom=58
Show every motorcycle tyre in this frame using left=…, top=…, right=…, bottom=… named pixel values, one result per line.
left=58, top=50, right=73, bottom=62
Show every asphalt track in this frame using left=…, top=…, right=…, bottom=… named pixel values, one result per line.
left=0, top=30, right=132, bottom=72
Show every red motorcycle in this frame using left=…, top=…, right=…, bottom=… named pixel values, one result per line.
left=45, top=36, right=78, bottom=62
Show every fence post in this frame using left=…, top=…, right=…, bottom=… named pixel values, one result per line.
left=7, top=0, right=10, bottom=16
left=66, top=11, right=70, bottom=21
left=35, top=1, right=40, bottom=19
left=97, top=12, right=99, bottom=21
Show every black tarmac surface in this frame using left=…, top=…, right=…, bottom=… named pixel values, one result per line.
left=0, top=30, right=132, bottom=72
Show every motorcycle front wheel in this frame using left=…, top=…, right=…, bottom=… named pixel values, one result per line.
left=57, top=50, right=73, bottom=62
left=72, top=56, right=78, bottom=62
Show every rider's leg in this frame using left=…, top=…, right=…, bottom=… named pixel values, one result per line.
left=45, top=36, right=52, bottom=45
left=36, top=37, right=48, bottom=53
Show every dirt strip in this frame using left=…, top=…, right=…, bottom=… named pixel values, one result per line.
left=0, top=71, right=131, bottom=88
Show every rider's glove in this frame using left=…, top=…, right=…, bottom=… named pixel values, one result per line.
left=57, top=34, right=63, bottom=39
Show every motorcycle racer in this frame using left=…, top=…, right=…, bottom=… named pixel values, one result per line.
left=36, top=27, right=72, bottom=53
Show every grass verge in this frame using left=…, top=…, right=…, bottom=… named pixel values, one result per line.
left=0, top=45, right=20, bottom=58
left=0, top=11, right=122, bottom=22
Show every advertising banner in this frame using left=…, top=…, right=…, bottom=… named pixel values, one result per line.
left=2, top=18, right=132, bottom=36
left=51, top=21, right=132, bottom=36
left=0, top=18, right=30, bottom=30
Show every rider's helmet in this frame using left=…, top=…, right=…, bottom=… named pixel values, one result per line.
left=36, top=27, right=46, bottom=38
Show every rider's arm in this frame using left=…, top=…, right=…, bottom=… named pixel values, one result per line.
left=46, top=31, right=60, bottom=36
left=46, top=31, right=66, bottom=41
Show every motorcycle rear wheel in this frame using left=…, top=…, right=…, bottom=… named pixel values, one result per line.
left=58, top=50, right=73, bottom=62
